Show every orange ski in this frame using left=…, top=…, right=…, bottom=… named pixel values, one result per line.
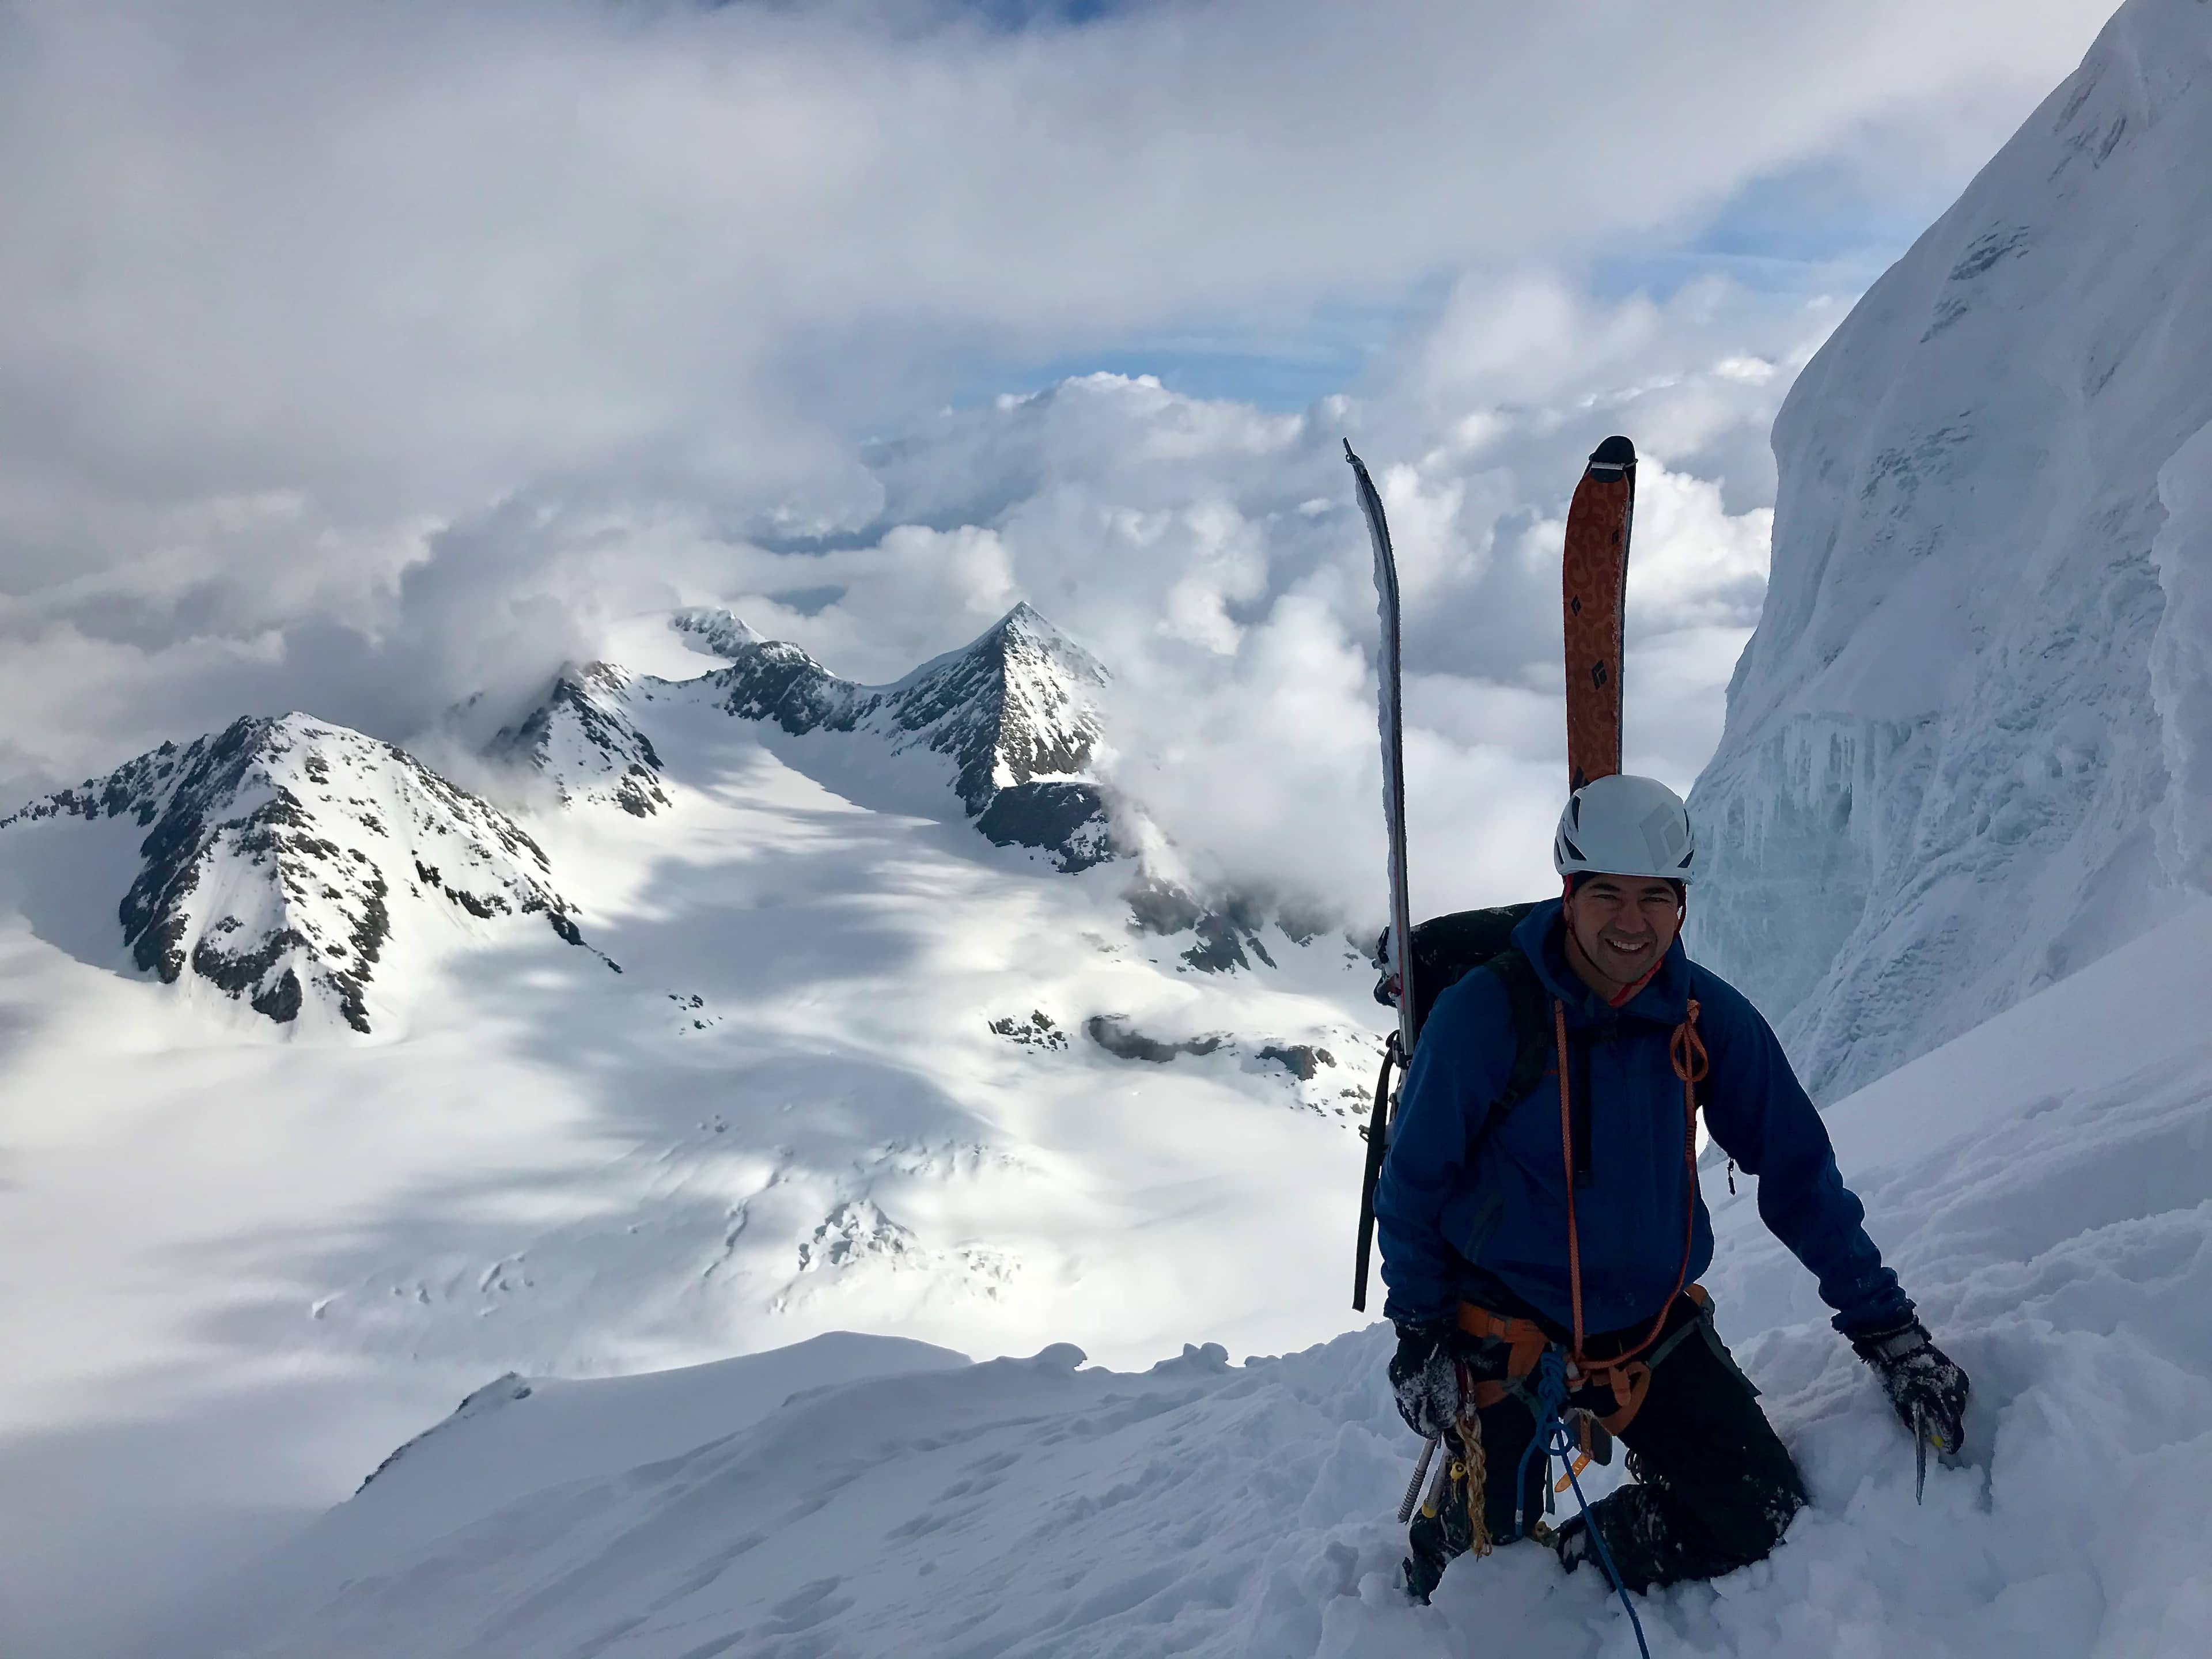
left=1562, top=437, right=1637, bottom=792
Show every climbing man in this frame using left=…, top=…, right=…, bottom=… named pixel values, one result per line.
left=1374, top=773, right=1971, bottom=1601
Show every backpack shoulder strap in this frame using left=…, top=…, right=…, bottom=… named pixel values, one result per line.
left=1472, top=946, right=1553, bottom=1152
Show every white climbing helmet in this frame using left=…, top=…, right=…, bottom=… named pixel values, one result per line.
left=1552, top=774, right=1696, bottom=886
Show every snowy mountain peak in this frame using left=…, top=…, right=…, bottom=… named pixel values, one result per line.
left=694, top=603, right=1116, bottom=870
left=668, top=607, right=766, bottom=661
left=2, top=713, right=590, bottom=1034
left=891, top=603, right=1109, bottom=803
left=495, top=663, right=671, bottom=819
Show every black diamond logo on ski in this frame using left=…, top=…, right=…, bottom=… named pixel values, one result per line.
left=1570, top=596, right=1582, bottom=616
left=1592, top=663, right=1608, bottom=689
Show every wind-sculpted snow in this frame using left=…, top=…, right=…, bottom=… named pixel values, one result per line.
left=0, top=713, right=589, bottom=1034
left=1688, top=0, right=2212, bottom=1100
left=170, top=904, right=2212, bottom=1657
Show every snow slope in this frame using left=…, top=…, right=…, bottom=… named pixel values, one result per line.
left=1688, top=0, right=2212, bottom=1101
left=0, top=620, right=1385, bottom=1656
left=172, top=896, right=2212, bottom=1658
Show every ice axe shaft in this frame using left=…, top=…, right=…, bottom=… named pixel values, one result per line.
left=1397, top=1434, right=1441, bottom=1525
left=1913, top=1406, right=1929, bottom=1505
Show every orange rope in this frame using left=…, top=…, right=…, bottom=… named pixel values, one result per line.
left=1551, top=997, right=1706, bottom=1378
left=1554, top=999, right=1586, bottom=1359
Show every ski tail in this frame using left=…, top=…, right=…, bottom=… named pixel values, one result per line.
left=1561, top=436, right=1637, bottom=792
left=1346, top=441, right=1415, bottom=1313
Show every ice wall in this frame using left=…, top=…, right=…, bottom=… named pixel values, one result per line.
left=1688, top=0, right=2212, bottom=1100
left=2151, top=420, right=2212, bottom=896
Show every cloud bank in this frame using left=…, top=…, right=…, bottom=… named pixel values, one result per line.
left=0, top=0, right=2120, bottom=920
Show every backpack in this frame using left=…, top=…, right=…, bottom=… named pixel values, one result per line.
left=1353, top=902, right=1553, bottom=1312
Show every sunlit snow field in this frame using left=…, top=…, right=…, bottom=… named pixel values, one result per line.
left=0, top=696, right=1383, bottom=1656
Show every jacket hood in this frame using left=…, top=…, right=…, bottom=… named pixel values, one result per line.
left=1510, top=896, right=1692, bottom=1029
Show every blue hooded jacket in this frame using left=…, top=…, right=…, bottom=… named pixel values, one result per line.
left=1373, top=899, right=1910, bottom=1339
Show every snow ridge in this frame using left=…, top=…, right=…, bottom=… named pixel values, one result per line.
left=2, top=714, right=588, bottom=1033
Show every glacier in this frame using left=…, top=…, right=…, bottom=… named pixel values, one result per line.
left=1688, top=0, right=2212, bottom=1100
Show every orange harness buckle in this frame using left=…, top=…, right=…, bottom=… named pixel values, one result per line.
left=1455, top=1283, right=1709, bottom=1437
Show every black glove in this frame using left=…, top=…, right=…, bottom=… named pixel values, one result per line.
left=1851, top=1319, right=1970, bottom=1455
left=1552, top=1513, right=1598, bottom=1575
left=1388, top=1321, right=1462, bottom=1438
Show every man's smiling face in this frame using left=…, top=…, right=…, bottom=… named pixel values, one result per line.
left=1562, top=874, right=1683, bottom=998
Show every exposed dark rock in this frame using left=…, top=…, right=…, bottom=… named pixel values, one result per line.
left=253, top=968, right=304, bottom=1024
left=350, top=873, right=390, bottom=968
left=1084, top=1016, right=1225, bottom=1064
left=1256, top=1044, right=1335, bottom=1082
left=976, top=781, right=1115, bottom=872
left=990, top=1011, right=1069, bottom=1051
left=1123, top=880, right=1281, bottom=974
left=1124, top=880, right=1204, bottom=936
left=194, top=929, right=306, bottom=998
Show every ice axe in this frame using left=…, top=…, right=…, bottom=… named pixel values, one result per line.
left=1913, top=1406, right=1928, bottom=1504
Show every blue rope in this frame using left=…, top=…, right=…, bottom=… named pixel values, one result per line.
left=1516, top=1349, right=1654, bottom=1659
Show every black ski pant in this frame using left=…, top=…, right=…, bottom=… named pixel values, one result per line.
left=1406, top=1293, right=1805, bottom=1599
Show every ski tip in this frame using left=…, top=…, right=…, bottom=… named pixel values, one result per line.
left=1587, top=435, right=1636, bottom=478
left=1343, top=438, right=1361, bottom=467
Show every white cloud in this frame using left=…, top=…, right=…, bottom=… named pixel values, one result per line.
left=0, top=0, right=2123, bottom=909
left=721, top=298, right=1810, bottom=922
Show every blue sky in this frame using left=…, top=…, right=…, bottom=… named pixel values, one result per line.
left=975, top=156, right=1964, bottom=414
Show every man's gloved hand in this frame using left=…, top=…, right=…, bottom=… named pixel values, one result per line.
left=1851, top=1318, right=1970, bottom=1455
left=1388, top=1320, right=1462, bottom=1438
